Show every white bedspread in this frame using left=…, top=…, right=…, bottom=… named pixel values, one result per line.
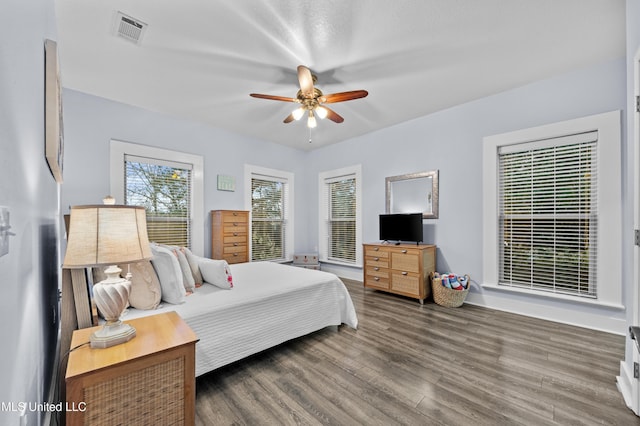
left=122, top=261, right=358, bottom=376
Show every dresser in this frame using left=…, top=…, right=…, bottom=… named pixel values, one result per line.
left=211, top=210, right=249, bottom=264
left=363, top=243, right=436, bottom=304
left=65, top=312, right=198, bottom=426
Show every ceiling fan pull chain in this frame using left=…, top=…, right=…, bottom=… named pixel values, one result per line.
left=308, top=127, right=312, bottom=143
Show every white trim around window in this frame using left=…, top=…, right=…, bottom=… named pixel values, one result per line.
left=482, top=111, right=622, bottom=309
left=110, top=140, right=205, bottom=256
left=319, top=165, right=363, bottom=268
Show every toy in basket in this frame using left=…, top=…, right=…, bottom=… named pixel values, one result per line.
left=431, top=272, right=471, bottom=307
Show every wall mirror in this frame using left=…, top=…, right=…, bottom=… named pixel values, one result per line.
left=386, top=170, right=439, bottom=219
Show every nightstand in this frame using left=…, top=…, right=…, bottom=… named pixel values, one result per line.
left=65, top=311, right=198, bottom=426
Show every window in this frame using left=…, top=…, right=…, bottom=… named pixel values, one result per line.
left=319, top=166, right=362, bottom=266
left=110, top=140, right=204, bottom=255
left=125, top=155, right=192, bottom=248
left=245, top=165, right=293, bottom=262
left=498, top=133, right=597, bottom=298
left=483, top=111, right=621, bottom=307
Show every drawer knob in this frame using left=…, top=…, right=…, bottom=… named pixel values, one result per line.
left=233, top=212, right=238, bottom=216
left=233, top=253, right=238, bottom=256
left=374, top=277, right=380, bottom=281
left=233, top=232, right=238, bottom=236
left=374, top=247, right=379, bottom=251
left=374, top=267, right=379, bottom=271
left=234, top=243, right=238, bottom=246
left=374, top=257, right=379, bottom=261
left=233, top=222, right=238, bottom=226
left=401, top=250, right=407, bottom=254
left=402, top=271, right=408, bottom=275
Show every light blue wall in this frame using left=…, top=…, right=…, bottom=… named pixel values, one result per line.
left=0, top=1, right=60, bottom=425
left=306, top=57, right=627, bottom=333
left=61, top=89, right=310, bottom=257
left=60, top=31, right=627, bottom=334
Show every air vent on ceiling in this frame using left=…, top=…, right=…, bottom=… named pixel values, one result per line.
left=114, top=11, right=147, bottom=44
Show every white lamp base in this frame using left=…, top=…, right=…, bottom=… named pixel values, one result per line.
left=91, top=265, right=136, bottom=349
left=90, top=320, right=136, bottom=349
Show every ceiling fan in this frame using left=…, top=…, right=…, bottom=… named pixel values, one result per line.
left=250, top=65, right=368, bottom=129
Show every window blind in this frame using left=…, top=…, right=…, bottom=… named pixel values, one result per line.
left=498, top=131, right=598, bottom=298
left=124, top=154, right=193, bottom=248
left=328, top=177, right=357, bottom=263
left=251, top=176, right=287, bottom=261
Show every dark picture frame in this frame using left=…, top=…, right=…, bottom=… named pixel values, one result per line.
left=45, top=39, right=64, bottom=183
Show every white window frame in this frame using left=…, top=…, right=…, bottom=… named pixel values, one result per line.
left=482, top=111, right=622, bottom=308
left=319, top=165, right=363, bottom=267
left=110, top=140, right=205, bottom=256
left=244, top=164, right=294, bottom=262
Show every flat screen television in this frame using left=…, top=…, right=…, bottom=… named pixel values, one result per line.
left=379, top=213, right=423, bottom=244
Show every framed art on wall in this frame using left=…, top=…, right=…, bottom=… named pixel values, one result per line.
left=45, top=39, right=64, bottom=183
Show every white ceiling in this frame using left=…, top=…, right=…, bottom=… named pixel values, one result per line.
left=54, top=0, right=626, bottom=151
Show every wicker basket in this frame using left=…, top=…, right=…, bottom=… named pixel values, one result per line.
left=431, top=273, right=470, bottom=308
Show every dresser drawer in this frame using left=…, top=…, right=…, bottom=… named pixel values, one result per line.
left=223, top=234, right=247, bottom=244
left=223, top=223, right=248, bottom=234
left=365, top=272, right=389, bottom=290
left=223, top=252, right=248, bottom=263
left=365, top=256, right=389, bottom=269
left=390, top=271, right=422, bottom=295
left=364, top=246, right=389, bottom=258
left=221, top=211, right=248, bottom=222
left=390, top=249, right=421, bottom=273
left=223, top=244, right=247, bottom=254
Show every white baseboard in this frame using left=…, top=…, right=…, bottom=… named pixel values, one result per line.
left=465, top=291, right=627, bottom=335
left=321, top=263, right=362, bottom=281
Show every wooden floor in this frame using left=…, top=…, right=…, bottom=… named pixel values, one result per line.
left=195, top=279, right=640, bottom=425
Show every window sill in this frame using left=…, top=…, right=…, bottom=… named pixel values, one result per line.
left=320, top=259, right=362, bottom=269
left=481, top=282, right=625, bottom=310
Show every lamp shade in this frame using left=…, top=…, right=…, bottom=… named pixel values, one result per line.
left=63, top=205, right=152, bottom=268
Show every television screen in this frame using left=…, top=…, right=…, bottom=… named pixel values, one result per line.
left=379, top=213, right=423, bottom=243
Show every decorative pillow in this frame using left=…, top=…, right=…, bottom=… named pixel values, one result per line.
left=173, top=248, right=196, bottom=293
left=150, top=243, right=186, bottom=304
left=124, top=260, right=162, bottom=310
left=198, top=258, right=234, bottom=289
left=181, top=247, right=204, bottom=287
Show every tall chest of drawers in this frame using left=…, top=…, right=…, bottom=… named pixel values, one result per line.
left=363, top=243, right=436, bottom=304
left=211, top=210, right=249, bottom=263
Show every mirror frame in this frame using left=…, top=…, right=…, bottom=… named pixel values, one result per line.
left=385, top=170, right=439, bottom=219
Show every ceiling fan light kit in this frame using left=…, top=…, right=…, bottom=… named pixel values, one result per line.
left=250, top=65, right=368, bottom=130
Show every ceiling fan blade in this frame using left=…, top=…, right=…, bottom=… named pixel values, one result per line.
left=321, top=106, right=344, bottom=123
left=320, top=90, right=369, bottom=104
left=297, top=65, right=315, bottom=98
left=250, top=93, right=297, bottom=102
left=283, top=113, right=295, bottom=123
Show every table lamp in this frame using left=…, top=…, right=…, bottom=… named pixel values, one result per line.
left=63, top=202, right=152, bottom=348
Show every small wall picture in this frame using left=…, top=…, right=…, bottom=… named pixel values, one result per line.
left=217, top=174, right=236, bottom=192
left=45, top=39, right=64, bottom=183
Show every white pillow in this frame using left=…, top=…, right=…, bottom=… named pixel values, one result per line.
left=173, top=248, right=196, bottom=292
left=198, top=258, right=234, bottom=289
left=126, top=260, right=162, bottom=310
left=150, top=244, right=186, bottom=304
left=181, top=247, right=204, bottom=286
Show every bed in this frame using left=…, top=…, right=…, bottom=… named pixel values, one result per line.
left=121, top=261, right=358, bottom=376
